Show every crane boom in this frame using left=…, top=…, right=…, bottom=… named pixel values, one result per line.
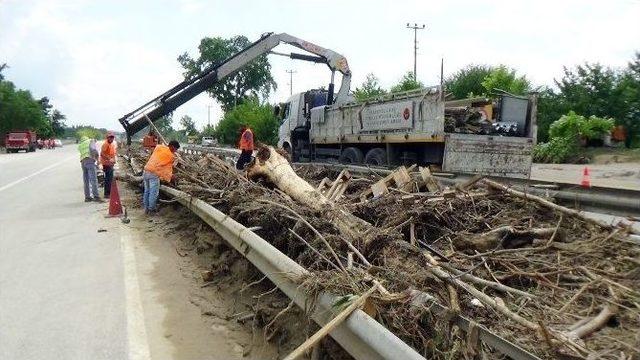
left=119, top=32, right=351, bottom=142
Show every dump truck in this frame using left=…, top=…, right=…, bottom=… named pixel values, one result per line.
left=5, top=130, right=37, bottom=153
left=277, top=89, right=537, bottom=178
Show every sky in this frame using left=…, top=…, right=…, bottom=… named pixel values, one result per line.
left=1, top=0, right=639, bottom=132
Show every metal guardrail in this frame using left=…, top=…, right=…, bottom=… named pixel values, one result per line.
left=297, top=162, right=640, bottom=218
left=160, top=186, right=426, bottom=360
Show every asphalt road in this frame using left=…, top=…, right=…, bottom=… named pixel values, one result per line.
left=0, top=146, right=128, bottom=359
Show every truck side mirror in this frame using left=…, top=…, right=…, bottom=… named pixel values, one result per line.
left=273, top=105, right=280, bottom=118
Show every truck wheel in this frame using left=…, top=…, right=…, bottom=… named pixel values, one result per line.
left=365, top=148, right=387, bottom=166
left=339, top=147, right=364, bottom=164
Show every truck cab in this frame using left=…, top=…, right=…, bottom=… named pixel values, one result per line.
left=277, top=89, right=329, bottom=161
left=5, top=130, right=37, bottom=153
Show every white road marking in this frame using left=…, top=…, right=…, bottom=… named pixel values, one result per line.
left=0, top=156, right=75, bottom=193
left=120, top=232, right=152, bottom=360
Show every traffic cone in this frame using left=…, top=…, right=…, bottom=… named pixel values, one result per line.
left=106, top=179, right=123, bottom=217
left=580, top=166, right=591, bottom=188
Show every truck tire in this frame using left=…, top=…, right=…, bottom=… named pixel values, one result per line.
left=339, top=147, right=364, bottom=164
left=364, top=148, right=387, bottom=166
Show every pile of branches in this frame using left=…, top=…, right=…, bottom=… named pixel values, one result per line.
left=445, top=107, right=520, bottom=136
left=124, top=146, right=640, bottom=359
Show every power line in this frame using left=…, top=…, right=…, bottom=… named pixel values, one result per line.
left=406, top=23, right=426, bottom=81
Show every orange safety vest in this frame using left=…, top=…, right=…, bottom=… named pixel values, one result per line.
left=144, top=145, right=175, bottom=182
left=239, top=128, right=254, bottom=151
left=100, top=141, right=117, bottom=166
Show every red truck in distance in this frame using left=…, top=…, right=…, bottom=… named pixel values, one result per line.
left=5, top=130, right=37, bottom=153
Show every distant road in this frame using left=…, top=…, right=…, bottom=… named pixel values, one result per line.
left=531, top=162, right=640, bottom=191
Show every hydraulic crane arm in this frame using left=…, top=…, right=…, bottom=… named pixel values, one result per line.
left=119, top=32, right=351, bottom=141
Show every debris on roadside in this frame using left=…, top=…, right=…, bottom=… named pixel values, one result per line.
left=120, top=143, right=640, bottom=360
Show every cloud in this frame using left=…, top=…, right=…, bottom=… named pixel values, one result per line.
left=1, top=0, right=638, bottom=133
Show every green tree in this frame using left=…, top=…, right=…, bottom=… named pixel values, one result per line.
left=202, top=124, right=216, bottom=137
left=536, top=87, right=569, bottom=142
left=553, top=61, right=640, bottom=147
left=618, top=52, right=640, bottom=147
left=0, top=63, right=7, bottom=81
left=444, top=64, right=494, bottom=99
left=214, top=99, right=279, bottom=146
left=75, top=127, right=105, bottom=141
left=179, top=115, right=198, bottom=136
left=555, top=63, right=623, bottom=120
left=481, top=65, right=530, bottom=96
left=353, top=73, right=387, bottom=101
left=0, top=79, right=51, bottom=141
left=154, top=115, right=175, bottom=135
left=178, top=35, right=277, bottom=112
left=390, top=71, right=423, bottom=93
left=51, top=109, right=66, bottom=137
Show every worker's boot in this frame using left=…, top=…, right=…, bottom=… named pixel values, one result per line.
left=92, top=197, right=105, bottom=203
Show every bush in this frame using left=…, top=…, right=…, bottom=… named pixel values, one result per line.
left=548, top=111, right=614, bottom=141
left=535, top=111, right=614, bottom=163
left=533, top=136, right=580, bottom=163
left=214, top=99, right=279, bottom=146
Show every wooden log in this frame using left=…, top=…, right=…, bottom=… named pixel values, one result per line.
left=247, top=145, right=372, bottom=245
left=247, top=145, right=330, bottom=211
left=564, top=305, right=617, bottom=340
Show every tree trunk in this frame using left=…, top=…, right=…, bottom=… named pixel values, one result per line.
left=246, top=145, right=371, bottom=243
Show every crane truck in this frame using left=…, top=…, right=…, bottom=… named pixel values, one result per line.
left=119, top=32, right=352, bottom=140
left=119, top=32, right=536, bottom=178
left=277, top=88, right=536, bottom=178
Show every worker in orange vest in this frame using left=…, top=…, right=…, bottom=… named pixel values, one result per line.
left=100, top=131, right=117, bottom=198
left=236, top=125, right=254, bottom=170
left=142, top=140, right=180, bottom=214
left=143, top=129, right=158, bottom=149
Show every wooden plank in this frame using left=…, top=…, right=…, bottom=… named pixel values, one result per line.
left=419, top=166, right=441, bottom=193
left=392, top=166, right=412, bottom=191
left=282, top=285, right=379, bottom=360
left=371, top=181, right=389, bottom=198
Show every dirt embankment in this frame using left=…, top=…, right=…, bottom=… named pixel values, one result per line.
left=121, top=185, right=350, bottom=360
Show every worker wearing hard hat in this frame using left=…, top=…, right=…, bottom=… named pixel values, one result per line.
left=142, top=140, right=180, bottom=214
left=100, top=131, right=117, bottom=199
left=78, top=136, right=102, bottom=202
left=236, top=125, right=254, bottom=170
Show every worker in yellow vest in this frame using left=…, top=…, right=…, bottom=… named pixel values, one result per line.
left=77, top=136, right=101, bottom=202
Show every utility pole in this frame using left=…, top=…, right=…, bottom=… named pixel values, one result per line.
left=286, top=69, right=296, bottom=95
left=206, top=105, right=213, bottom=127
left=406, top=23, right=426, bottom=81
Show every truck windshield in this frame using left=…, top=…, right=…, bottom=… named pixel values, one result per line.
left=282, top=103, right=291, bottom=123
